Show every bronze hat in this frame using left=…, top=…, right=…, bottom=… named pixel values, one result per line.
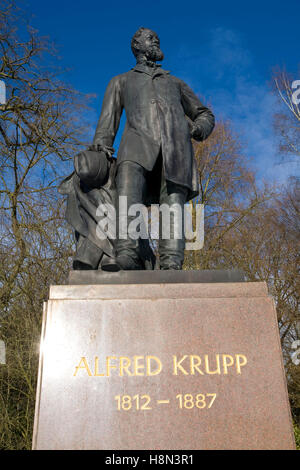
left=74, top=150, right=109, bottom=189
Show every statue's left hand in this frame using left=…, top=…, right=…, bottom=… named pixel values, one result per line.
left=190, top=123, right=204, bottom=141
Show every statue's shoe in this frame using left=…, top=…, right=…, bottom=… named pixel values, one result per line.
left=100, top=254, right=120, bottom=272
left=73, top=260, right=93, bottom=270
left=116, top=255, right=143, bottom=270
left=160, top=263, right=181, bottom=270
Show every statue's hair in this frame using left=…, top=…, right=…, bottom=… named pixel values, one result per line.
left=131, top=27, right=158, bottom=58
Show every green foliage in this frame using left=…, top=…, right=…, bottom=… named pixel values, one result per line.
left=293, top=422, right=300, bottom=450
left=0, top=310, right=41, bottom=449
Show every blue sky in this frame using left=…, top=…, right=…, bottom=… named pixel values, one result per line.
left=25, top=0, right=300, bottom=184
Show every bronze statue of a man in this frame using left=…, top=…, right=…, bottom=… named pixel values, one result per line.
left=92, top=27, right=215, bottom=270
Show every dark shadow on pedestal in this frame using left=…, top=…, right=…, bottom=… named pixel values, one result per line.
left=68, top=269, right=246, bottom=285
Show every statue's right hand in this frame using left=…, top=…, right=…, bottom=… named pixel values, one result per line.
left=88, top=143, right=115, bottom=159
left=88, top=144, right=100, bottom=152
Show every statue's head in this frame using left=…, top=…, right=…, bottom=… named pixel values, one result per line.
left=131, top=28, right=164, bottom=63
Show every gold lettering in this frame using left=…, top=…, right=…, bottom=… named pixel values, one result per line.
left=236, top=354, right=247, bottom=374
left=74, top=353, right=247, bottom=377
left=133, top=356, right=145, bottom=376
left=94, top=356, right=105, bottom=376
left=119, top=356, right=133, bottom=376
left=73, top=357, right=92, bottom=377
left=204, top=354, right=221, bottom=374
left=222, top=354, right=234, bottom=374
left=173, top=355, right=189, bottom=375
left=190, top=355, right=204, bottom=375
left=146, top=356, right=162, bottom=376
left=106, top=356, right=117, bottom=376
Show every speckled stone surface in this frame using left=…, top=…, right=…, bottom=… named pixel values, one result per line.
left=32, top=281, right=295, bottom=450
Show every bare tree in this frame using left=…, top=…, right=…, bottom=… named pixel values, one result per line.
left=184, top=121, right=273, bottom=270
left=0, top=0, right=91, bottom=448
left=0, top=0, right=92, bottom=311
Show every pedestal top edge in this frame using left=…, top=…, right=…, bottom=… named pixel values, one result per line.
left=49, top=281, right=268, bottom=300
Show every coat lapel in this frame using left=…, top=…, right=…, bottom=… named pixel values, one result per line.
left=132, top=63, right=152, bottom=76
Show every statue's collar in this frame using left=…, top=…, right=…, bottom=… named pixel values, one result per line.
left=132, top=63, right=170, bottom=76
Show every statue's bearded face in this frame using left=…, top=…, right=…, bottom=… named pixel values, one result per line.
left=136, top=29, right=164, bottom=62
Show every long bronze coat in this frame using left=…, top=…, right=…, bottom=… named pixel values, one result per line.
left=93, top=64, right=215, bottom=201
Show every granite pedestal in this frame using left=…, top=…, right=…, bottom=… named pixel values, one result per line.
left=32, top=271, right=295, bottom=450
